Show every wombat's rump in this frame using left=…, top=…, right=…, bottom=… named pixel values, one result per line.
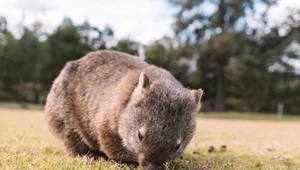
left=45, top=50, right=203, bottom=170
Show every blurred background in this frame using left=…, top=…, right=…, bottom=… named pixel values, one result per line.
left=0, top=0, right=299, bottom=114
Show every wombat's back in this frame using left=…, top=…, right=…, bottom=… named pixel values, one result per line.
left=69, top=50, right=148, bottom=86
left=66, top=50, right=182, bottom=101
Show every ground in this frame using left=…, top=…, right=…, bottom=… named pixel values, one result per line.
left=0, top=107, right=299, bottom=170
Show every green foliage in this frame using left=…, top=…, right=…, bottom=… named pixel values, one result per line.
left=18, top=102, right=29, bottom=109
left=111, top=39, right=139, bottom=56
left=44, top=18, right=89, bottom=84
left=145, top=37, right=195, bottom=87
left=77, top=21, right=114, bottom=50
left=0, top=17, right=113, bottom=103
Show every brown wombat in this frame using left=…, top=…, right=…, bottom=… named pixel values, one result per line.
left=45, top=50, right=203, bottom=170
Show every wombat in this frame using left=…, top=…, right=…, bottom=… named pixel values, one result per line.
left=45, top=50, right=203, bottom=170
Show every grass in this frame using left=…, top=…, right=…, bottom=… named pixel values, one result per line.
left=199, top=111, right=300, bottom=121
left=0, top=108, right=300, bottom=170
left=0, top=102, right=44, bottom=110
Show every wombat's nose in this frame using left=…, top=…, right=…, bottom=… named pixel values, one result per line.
left=147, top=163, right=164, bottom=170
left=138, top=153, right=164, bottom=170
left=138, top=153, right=148, bottom=166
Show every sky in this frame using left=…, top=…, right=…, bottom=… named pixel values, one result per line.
left=0, top=0, right=175, bottom=44
left=0, top=0, right=300, bottom=44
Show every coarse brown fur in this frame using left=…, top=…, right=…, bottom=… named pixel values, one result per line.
left=45, top=50, right=203, bottom=170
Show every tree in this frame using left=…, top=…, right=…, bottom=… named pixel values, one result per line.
left=111, top=39, right=140, bottom=56
left=77, top=21, right=114, bottom=50
left=169, top=0, right=277, bottom=111
left=0, top=17, right=117, bottom=103
left=145, top=37, right=196, bottom=87
left=18, top=22, right=49, bottom=103
left=0, top=23, right=21, bottom=101
left=44, top=18, right=89, bottom=85
left=226, top=8, right=300, bottom=113
left=0, top=20, right=49, bottom=102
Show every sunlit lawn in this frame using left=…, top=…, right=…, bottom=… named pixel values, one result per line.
left=199, top=111, right=300, bottom=121
left=0, top=107, right=299, bottom=170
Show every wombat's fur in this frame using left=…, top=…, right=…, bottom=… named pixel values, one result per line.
left=45, top=50, right=203, bottom=170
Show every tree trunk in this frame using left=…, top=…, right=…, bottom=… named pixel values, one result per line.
left=214, top=0, right=226, bottom=112
left=33, top=83, right=40, bottom=104
left=219, top=0, right=225, bottom=29
left=215, top=63, right=226, bottom=112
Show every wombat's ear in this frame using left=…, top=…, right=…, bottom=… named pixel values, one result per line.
left=132, top=73, right=150, bottom=104
left=137, top=72, right=150, bottom=89
left=191, top=88, right=203, bottom=105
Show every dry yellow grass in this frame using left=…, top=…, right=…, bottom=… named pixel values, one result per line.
left=0, top=108, right=300, bottom=169
left=190, top=118, right=300, bottom=154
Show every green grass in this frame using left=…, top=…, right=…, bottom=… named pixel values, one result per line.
left=0, top=102, right=44, bottom=110
left=199, top=111, right=300, bottom=121
left=0, top=108, right=300, bottom=169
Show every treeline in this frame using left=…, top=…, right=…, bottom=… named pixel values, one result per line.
left=0, top=0, right=300, bottom=114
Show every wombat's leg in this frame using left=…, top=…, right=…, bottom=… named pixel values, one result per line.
left=47, top=114, right=90, bottom=156
left=89, top=150, right=109, bottom=160
left=119, top=160, right=139, bottom=168
left=63, top=129, right=90, bottom=156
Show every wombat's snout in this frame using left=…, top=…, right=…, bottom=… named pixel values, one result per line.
left=138, top=153, right=164, bottom=170
left=138, top=153, right=148, bottom=167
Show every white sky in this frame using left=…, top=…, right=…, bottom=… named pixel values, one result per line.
left=0, top=0, right=299, bottom=44
left=0, top=0, right=174, bottom=44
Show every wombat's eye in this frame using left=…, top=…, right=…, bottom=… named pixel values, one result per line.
left=138, top=131, right=144, bottom=142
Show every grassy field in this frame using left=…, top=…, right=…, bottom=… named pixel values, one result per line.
left=0, top=108, right=300, bottom=170
left=199, top=112, right=300, bottom=121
